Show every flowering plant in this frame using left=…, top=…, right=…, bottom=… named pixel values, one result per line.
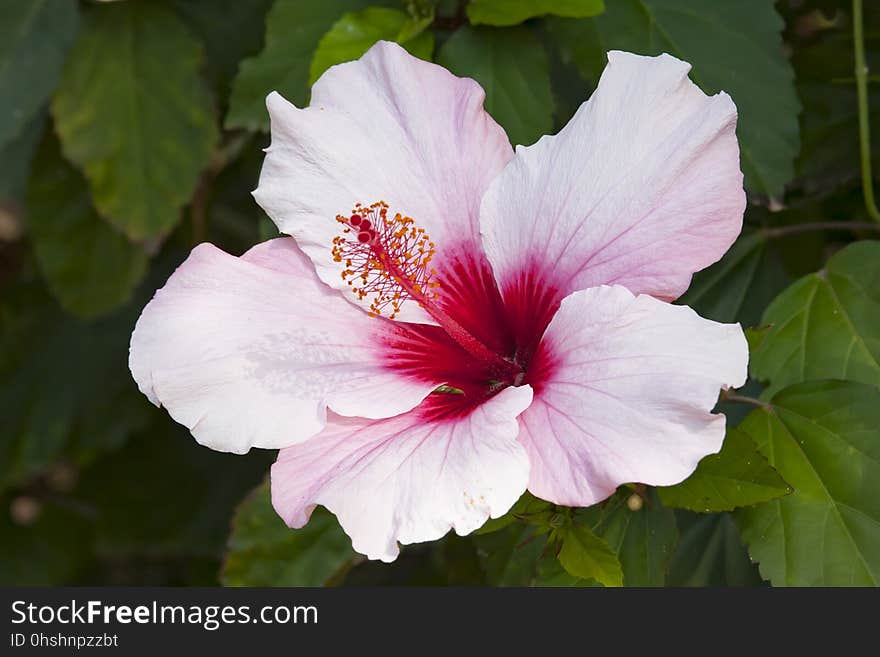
left=3, top=0, right=879, bottom=588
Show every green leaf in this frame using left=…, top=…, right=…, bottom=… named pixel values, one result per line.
left=0, top=0, right=78, bottom=148
left=474, top=491, right=551, bottom=535
left=676, top=230, right=791, bottom=327
left=309, top=8, right=434, bottom=86
left=750, top=241, right=880, bottom=394
left=222, top=481, right=357, bottom=586
left=745, top=326, right=770, bottom=355
left=557, top=521, right=623, bottom=587
left=0, top=282, right=152, bottom=492
left=534, top=557, right=596, bottom=586
left=482, top=493, right=673, bottom=586
left=579, top=490, right=678, bottom=586
left=474, top=522, right=594, bottom=586
left=658, top=429, right=792, bottom=513
left=437, top=26, right=554, bottom=146
left=549, top=0, right=800, bottom=200
left=467, top=0, right=604, bottom=26
left=226, top=0, right=394, bottom=131
left=667, top=512, right=763, bottom=587
left=51, top=2, right=217, bottom=240
left=735, top=380, right=880, bottom=586
left=474, top=523, right=547, bottom=585
left=26, top=134, right=148, bottom=319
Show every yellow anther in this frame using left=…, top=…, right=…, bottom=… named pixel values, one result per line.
left=330, top=201, right=440, bottom=318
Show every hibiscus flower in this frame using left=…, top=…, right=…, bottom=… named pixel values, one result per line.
left=129, top=42, right=748, bottom=562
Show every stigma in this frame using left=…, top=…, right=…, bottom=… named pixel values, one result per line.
left=332, top=201, right=439, bottom=319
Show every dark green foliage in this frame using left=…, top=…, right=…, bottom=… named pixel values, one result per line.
left=222, top=482, right=357, bottom=586
left=0, top=0, right=78, bottom=150
left=437, top=25, right=554, bottom=146
left=667, top=512, right=763, bottom=587
left=734, top=381, right=880, bottom=586
left=658, top=428, right=792, bottom=513
left=51, top=1, right=217, bottom=240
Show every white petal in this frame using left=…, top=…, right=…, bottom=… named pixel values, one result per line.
left=521, top=285, right=747, bottom=506
left=481, top=51, right=745, bottom=304
left=271, top=385, right=534, bottom=561
left=129, top=239, right=439, bottom=454
left=254, top=41, right=513, bottom=323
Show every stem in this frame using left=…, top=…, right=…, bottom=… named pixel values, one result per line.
left=853, top=0, right=880, bottom=222
left=720, top=389, right=768, bottom=409
left=831, top=75, right=880, bottom=84
left=762, top=220, right=880, bottom=239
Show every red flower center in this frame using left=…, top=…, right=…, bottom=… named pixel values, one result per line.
left=332, top=202, right=562, bottom=419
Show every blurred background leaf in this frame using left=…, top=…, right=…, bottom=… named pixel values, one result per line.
left=26, top=134, right=148, bottom=319
left=0, top=112, right=45, bottom=206
left=51, top=1, right=217, bottom=240
left=789, top=6, right=880, bottom=200
left=75, top=422, right=272, bottom=560
left=168, top=0, right=275, bottom=98
left=0, top=279, right=151, bottom=492
left=222, top=481, right=357, bottom=586
left=0, top=0, right=79, bottom=150
left=0, top=491, right=93, bottom=586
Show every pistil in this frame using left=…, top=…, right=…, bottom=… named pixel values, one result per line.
left=332, top=202, right=522, bottom=382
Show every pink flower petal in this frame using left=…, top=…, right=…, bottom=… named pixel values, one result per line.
left=481, top=51, right=745, bottom=315
left=129, top=238, right=439, bottom=454
left=522, top=285, right=747, bottom=507
left=254, top=41, right=513, bottom=325
left=271, top=385, right=534, bottom=561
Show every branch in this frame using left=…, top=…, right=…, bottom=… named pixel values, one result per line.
left=853, top=0, right=880, bottom=222
left=762, top=220, right=880, bottom=239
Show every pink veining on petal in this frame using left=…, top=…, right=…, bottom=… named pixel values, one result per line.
left=271, top=385, right=534, bottom=562
left=481, top=50, right=745, bottom=306
left=128, top=238, right=440, bottom=454
left=517, top=285, right=748, bottom=507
